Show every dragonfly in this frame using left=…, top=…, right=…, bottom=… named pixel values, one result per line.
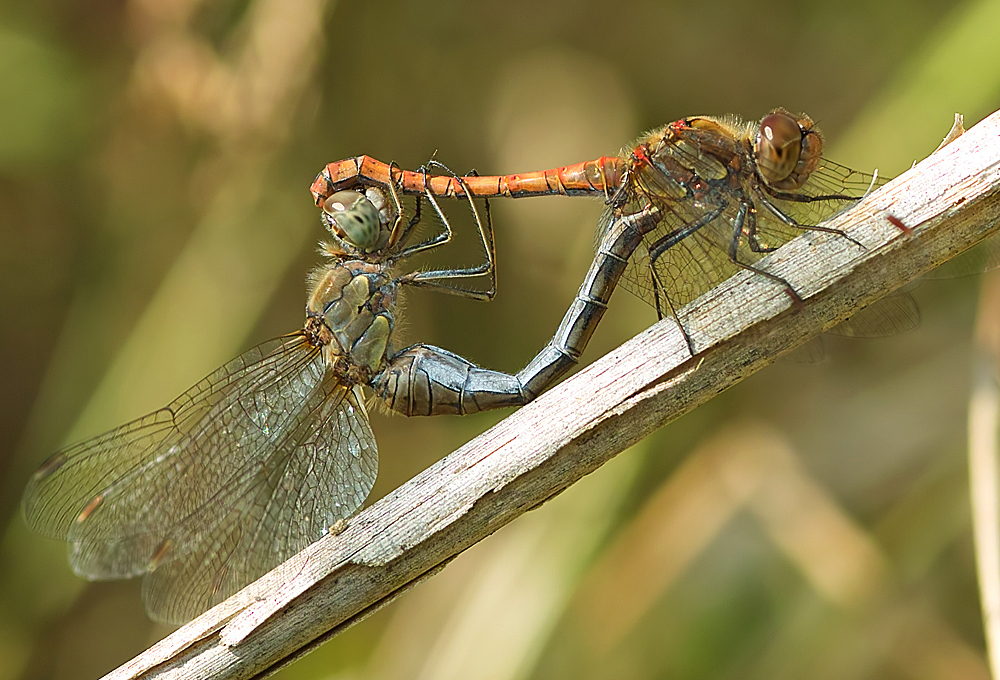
left=22, top=171, right=659, bottom=624
left=312, top=108, right=918, bottom=353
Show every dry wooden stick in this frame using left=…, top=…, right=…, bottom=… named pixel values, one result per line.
left=106, top=109, right=1000, bottom=680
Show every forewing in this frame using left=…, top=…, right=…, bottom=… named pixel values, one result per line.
left=827, top=290, right=921, bottom=337
left=23, top=334, right=378, bottom=623
left=600, top=190, right=751, bottom=315
left=602, top=156, right=885, bottom=317
left=759, top=159, right=885, bottom=235
left=141, top=382, right=376, bottom=623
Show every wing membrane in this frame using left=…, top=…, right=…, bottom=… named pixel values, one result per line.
left=23, top=334, right=378, bottom=623
left=601, top=157, right=887, bottom=317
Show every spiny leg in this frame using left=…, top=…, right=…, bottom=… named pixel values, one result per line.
left=644, top=203, right=728, bottom=356
left=726, top=201, right=804, bottom=307
left=385, top=161, right=424, bottom=249
left=654, top=266, right=695, bottom=356
left=393, top=164, right=460, bottom=259
left=397, top=163, right=498, bottom=300
left=756, top=189, right=864, bottom=249
left=744, top=207, right=779, bottom=254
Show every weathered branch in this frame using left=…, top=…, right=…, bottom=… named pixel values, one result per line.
left=106, top=109, right=1000, bottom=680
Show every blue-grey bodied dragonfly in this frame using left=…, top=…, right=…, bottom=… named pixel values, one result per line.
left=23, top=164, right=658, bottom=623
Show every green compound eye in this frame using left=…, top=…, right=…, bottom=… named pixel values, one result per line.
left=322, top=190, right=382, bottom=250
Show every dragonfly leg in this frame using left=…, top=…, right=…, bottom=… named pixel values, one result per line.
left=644, top=202, right=728, bottom=356
left=650, top=265, right=695, bottom=355
left=756, top=191, right=863, bottom=249
left=727, top=201, right=804, bottom=306
left=744, top=207, right=779, bottom=254
left=396, top=166, right=498, bottom=300
left=374, top=208, right=659, bottom=416
left=385, top=161, right=424, bottom=249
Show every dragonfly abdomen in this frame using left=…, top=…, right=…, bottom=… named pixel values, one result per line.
left=373, top=208, right=659, bottom=417
left=311, top=155, right=625, bottom=204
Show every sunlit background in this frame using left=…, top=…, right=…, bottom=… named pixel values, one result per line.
left=1, top=0, right=999, bottom=677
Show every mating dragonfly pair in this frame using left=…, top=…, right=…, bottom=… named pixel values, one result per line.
left=23, top=109, right=885, bottom=623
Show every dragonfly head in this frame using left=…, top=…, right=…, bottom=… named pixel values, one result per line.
left=321, top=189, right=392, bottom=253
left=754, top=109, right=823, bottom=191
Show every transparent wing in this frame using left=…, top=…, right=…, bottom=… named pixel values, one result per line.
left=598, top=191, right=757, bottom=315
left=826, top=290, right=921, bottom=337
left=764, top=158, right=886, bottom=227
left=601, top=155, right=888, bottom=318
left=925, top=233, right=1000, bottom=278
left=791, top=160, right=1000, bottom=279
left=23, top=334, right=378, bottom=624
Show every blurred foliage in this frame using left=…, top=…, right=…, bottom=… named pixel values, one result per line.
left=0, top=0, right=998, bottom=678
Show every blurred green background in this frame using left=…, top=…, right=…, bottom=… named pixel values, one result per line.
left=1, top=0, right=999, bottom=678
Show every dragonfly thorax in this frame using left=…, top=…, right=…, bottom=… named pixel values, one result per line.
left=306, top=261, right=396, bottom=375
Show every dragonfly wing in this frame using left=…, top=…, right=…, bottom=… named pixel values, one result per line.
left=23, top=334, right=378, bottom=623
left=755, top=159, right=884, bottom=242
left=826, top=290, right=921, bottom=337
left=603, top=157, right=884, bottom=318
left=601, top=196, right=753, bottom=315
left=925, top=233, right=1000, bottom=278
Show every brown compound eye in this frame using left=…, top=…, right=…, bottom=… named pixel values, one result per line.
left=756, top=111, right=803, bottom=186
left=754, top=109, right=824, bottom=191
left=322, top=190, right=382, bottom=251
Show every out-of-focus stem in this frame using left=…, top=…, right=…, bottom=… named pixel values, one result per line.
left=970, top=270, right=1000, bottom=680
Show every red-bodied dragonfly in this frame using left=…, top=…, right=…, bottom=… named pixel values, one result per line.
left=22, top=169, right=659, bottom=623
left=312, top=108, right=919, bottom=353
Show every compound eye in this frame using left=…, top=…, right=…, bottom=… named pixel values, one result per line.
left=756, top=111, right=804, bottom=185
left=322, top=191, right=382, bottom=250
